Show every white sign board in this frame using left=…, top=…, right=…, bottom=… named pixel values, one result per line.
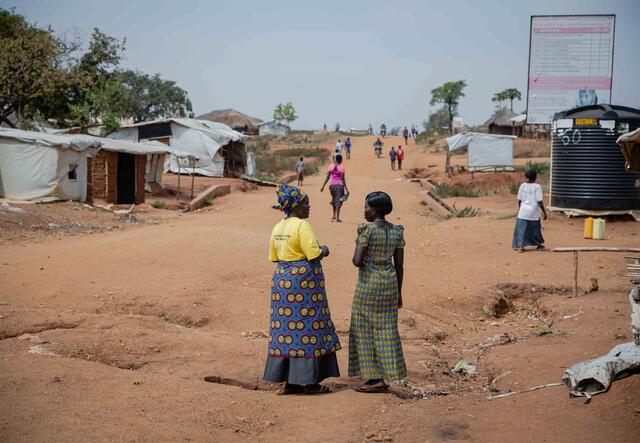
left=526, top=15, right=615, bottom=124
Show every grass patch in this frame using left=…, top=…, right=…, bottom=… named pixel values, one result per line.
left=509, top=183, right=520, bottom=195
left=435, top=183, right=485, bottom=198
left=451, top=204, right=479, bottom=218
left=247, top=137, right=330, bottom=179
left=151, top=200, right=165, bottom=209
left=518, top=161, right=550, bottom=178
left=203, top=196, right=213, bottom=207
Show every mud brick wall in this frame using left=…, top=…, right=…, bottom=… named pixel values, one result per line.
left=135, top=155, right=146, bottom=204
left=89, top=151, right=118, bottom=202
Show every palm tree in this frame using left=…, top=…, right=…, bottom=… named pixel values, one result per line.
left=502, top=88, right=522, bottom=111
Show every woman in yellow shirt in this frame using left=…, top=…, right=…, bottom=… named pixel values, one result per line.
left=263, top=184, right=341, bottom=395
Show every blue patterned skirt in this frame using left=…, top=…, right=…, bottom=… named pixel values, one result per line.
left=512, top=218, right=544, bottom=248
left=264, top=259, right=341, bottom=384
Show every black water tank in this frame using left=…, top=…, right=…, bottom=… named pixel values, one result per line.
left=551, top=104, right=640, bottom=211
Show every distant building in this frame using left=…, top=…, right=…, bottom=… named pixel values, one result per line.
left=197, top=109, right=263, bottom=135
left=483, top=108, right=519, bottom=135
left=258, top=120, right=291, bottom=137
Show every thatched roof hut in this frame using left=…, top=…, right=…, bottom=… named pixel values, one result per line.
left=483, top=108, right=518, bottom=135
left=197, top=109, right=262, bottom=135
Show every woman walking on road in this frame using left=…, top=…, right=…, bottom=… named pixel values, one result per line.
left=321, top=154, right=349, bottom=222
left=263, top=185, right=341, bottom=394
left=396, top=145, right=404, bottom=170
left=349, top=192, right=406, bottom=393
left=512, top=169, right=547, bottom=252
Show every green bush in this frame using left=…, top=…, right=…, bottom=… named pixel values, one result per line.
left=451, top=205, right=479, bottom=218
left=509, top=183, right=520, bottom=195
left=520, top=161, right=550, bottom=177
left=151, top=200, right=165, bottom=209
left=435, top=183, right=485, bottom=198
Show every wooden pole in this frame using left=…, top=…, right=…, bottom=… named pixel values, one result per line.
left=550, top=247, right=640, bottom=253
left=177, top=162, right=181, bottom=200
left=190, top=162, right=195, bottom=200
left=573, top=251, right=579, bottom=297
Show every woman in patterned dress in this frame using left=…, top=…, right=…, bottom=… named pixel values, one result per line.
left=263, top=184, right=341, bottom=395
left=349, top=191, right=406, bottom=393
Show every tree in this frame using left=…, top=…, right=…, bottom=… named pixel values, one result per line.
left=0, top=8, right=61, bottom=127
left=117, top=70, right=193, bottom=123
left=493, top=88, right=521, bottom=111
left=430, top=80, right=466, bottom=176
left=273, top=102, right=297, bottom=125
left=424, top=107, right=451, bottom=133
left=429, top=80, right=467, bottom=135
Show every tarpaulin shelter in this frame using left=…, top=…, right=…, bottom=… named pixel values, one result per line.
left=446, top=132, right=516, bottom=171
left=109, top=118, right=251, bottom=177
left=0, top=128, right=177, bottom=204
left=258, top=120, right=290, bottom=136
left=0, top=128, right=100, bottom=202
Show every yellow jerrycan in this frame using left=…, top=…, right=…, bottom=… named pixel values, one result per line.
left=592, top=218, right=606, bottom=240
left=583, top=217, right=594, bottom=239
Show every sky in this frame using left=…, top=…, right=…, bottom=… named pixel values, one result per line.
left=3, top=0, right=639, bottom=129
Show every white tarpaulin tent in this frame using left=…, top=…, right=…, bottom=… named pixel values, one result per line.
left=446, top=132, right=516, bottom=171
left=0, top=128, right=100, bottom=202
left=109, top=118, right=248, bottom=177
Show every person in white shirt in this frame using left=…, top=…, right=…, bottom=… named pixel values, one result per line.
left=335, top=139, right=343, bottom=153
left=512, top=169, right=547, bottom=252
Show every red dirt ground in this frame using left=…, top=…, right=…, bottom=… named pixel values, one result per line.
left=1, top=135, right=639, bottom=442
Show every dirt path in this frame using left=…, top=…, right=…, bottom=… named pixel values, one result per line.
left=1, top=135, right=639, bottom=442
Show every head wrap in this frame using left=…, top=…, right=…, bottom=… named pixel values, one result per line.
left=276, top=184, right=305, bottom=216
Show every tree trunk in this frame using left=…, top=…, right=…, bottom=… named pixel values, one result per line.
left=510, top=98, right=513, bottom=111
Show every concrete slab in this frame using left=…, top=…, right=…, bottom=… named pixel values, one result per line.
left=187, top=184, right=231, bottom=211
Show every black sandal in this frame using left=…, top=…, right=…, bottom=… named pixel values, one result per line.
left=304, top=384, right=332, bottom=395
left=277, top=383, right=304, bottom=395
left=354, top=383, right=389, bottom=394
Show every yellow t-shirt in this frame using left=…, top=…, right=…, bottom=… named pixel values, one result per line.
left=269, top=217, right=322, bottom=262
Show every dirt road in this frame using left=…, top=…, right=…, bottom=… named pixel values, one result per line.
left=1, top=135, right=639, bottom=442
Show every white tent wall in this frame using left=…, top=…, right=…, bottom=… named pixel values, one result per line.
left=467, top=137, right=513, bottom=170
left=0, top=140, right=89, bottom=201
left=166, top=122, right=224, bottom=177
left=446, top=132, right=515, bottom=171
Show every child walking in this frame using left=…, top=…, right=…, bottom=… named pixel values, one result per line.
left=349, top=192, right=406, bottom=393
left=512, top=169, right=547, bottom=252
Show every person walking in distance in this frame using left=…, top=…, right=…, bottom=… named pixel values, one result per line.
left=336, top=139, right=343, bottom=155
left=402, top=126, right=409, bottom=145
left=389, top=146, right=397, bottom=170
left=296, top=157, right=305, bottom=186
left=344, top=137, right=352, bottom=160
left=321, top=154, right=349, bottom=222
left=396, top=145, right=404, bottom=170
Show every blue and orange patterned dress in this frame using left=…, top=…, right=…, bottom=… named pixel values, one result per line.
left=349, top=222, right=407, bottom=381
left=263, top=216, right=341, bottom=385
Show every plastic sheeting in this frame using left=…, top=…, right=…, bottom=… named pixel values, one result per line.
left=0, top=140, right=91, bottom=201
left=446, top=132, right=515, bottom=171
left=110, top=118, right=246, bottom=177
left=562, top=342, right=640, bottom=397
